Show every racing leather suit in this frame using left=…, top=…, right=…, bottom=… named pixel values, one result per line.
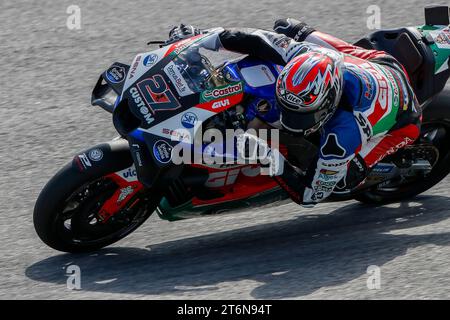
left=171, top=21, right=422, bottom=206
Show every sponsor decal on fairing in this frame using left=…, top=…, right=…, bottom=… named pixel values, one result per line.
left=164, top=61, right=194, bottom=97
left=128, top=54, right=142, bottom=80
left=88, top=148, right=103, bottom=162
left=139, top=106, right=213, bottom=143
left=164, top=33, right=211, bottom=57
left=181, top=112, right=198, bottom=129
left=201, top=82, right=243, bottom=102
left=142, top=53, right=159, bottom=67
left=105, top=65, right=126, bottom=84
left=114, top=165, right=138, bottom=182
left=136, top=74, right=181, bottom=113
left=212, top=99, right=230, bottom=109
left=129, top=87, right=155, bottom=125
left=430, top=27, right=450, bottom=49
left=153, top=140, right=173, bottom=164
left=161, top=128, right=191, bottom=142
left=77, top=153, right=91, bottom=169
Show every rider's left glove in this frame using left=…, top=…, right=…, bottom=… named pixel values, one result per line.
left=166, top=24, right=202, bottom=45
left=273, top=18, right=316, bottom=42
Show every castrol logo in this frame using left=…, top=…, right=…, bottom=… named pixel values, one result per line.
left=203, top=83, right=243, bottom=101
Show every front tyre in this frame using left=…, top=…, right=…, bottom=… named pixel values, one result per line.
left=34, top=142, right=159, bottom=253
left=34, top=163, right=158, bottom=253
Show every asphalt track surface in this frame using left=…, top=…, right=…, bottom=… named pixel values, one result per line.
left=1, top=0, right=450, bottom=299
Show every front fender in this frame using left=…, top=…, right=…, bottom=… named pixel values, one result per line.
left=72, top=138, right=134, bottom=177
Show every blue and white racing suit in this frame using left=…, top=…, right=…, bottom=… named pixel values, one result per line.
left=171, top=22, right=421, bottom=206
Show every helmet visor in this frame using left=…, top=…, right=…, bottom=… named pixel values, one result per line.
left=280, top=105, right=330, bottom=135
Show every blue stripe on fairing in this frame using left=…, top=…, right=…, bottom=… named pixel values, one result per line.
left=116, top=93, right=145, bottom=142
left=130, top=129, right=145, bottom=141
left=114, top=95, right=121, bottom=109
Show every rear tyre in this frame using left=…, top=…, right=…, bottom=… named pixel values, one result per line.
left=354, top=142, right=450, bottom=204
left=355, top=92, right=450, bottom=204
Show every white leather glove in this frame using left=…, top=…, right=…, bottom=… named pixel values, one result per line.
left=235, top=133, right=285, bottom=176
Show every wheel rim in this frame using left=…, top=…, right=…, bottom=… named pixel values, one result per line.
left=52, top=177, right=151, bottom=247
left=366, top=123, right=450, bottom=197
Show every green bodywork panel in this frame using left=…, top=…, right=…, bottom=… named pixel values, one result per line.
left=417, top=24, right=450, bottom=73
left=362, top=24, right=450, bottom=136
left=156, top=187, right=288, bottom=221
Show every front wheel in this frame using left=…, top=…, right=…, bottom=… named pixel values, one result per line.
left=34, top=161, right=159, bottom=253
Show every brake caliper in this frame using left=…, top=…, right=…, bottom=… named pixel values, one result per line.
left=97, top=172, right=144, bottom=222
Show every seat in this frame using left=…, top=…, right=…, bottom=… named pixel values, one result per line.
left=353, top=27, right=441, bottom=104
left=353, top=4, right=450, bottom=104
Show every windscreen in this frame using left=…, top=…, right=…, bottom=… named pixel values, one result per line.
left=169, top=37, right=230, bottom=94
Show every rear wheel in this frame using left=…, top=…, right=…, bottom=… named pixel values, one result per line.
left=34, top=163, right=159, bottom=253
left=355, top=122, right=450, bottom=205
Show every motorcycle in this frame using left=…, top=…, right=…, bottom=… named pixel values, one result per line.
left=34, top=6, right=450, bottom=252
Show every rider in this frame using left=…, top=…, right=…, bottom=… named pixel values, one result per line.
left=166, top=20, right=422, bottom=207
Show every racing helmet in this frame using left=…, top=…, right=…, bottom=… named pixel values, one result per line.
left=276, top=49, right=344, bottom=135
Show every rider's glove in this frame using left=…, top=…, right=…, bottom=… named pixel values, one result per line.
left=236, top=133, right=312, bottom=205
left=166, top=24, right=202, bottom=45
left=236, top=133, right=285, bottom=176
left=273, top=18, right=316, bottom=42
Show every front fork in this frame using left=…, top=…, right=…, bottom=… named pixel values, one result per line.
left=72, top=138, right=147, bottom=223
left=97, top=170, right=144, bottom=222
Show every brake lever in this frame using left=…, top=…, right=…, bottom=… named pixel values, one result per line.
left=147, top=40, right=165, bottom=45
left=146, top=40, right=168, bottom=48
left=147, top=38, right=180, bottom=48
